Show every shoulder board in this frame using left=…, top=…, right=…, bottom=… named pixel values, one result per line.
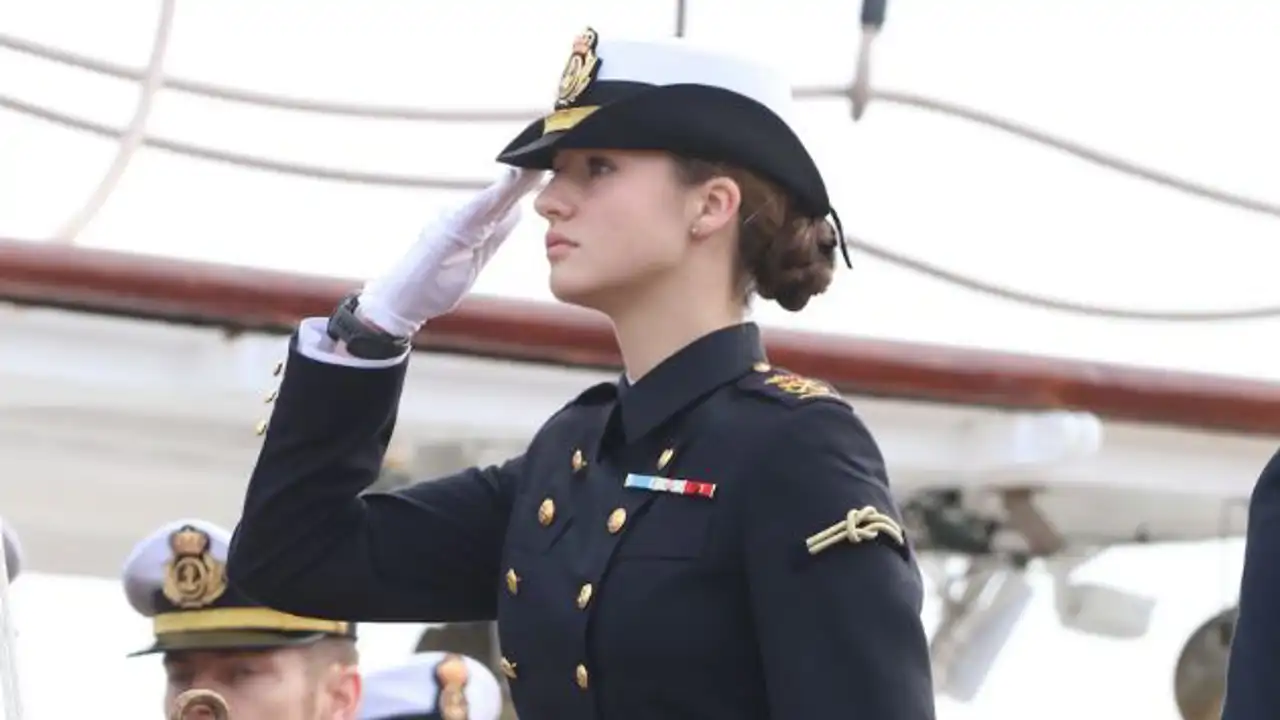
left=532, top=381, right=617, bottom=440
left=737, top=367, right=846, bottom=408
left=566, top=381, right=620, bottom=407
left=542, top=380, right=618, bottom=428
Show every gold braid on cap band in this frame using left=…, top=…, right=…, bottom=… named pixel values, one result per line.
left=153, top=607, right=350, bottom=636
left=543, top=106, right=599, bottom=135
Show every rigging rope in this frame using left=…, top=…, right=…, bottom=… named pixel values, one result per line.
left=4, top=33, right=1276, bottom=220
left=1, top=33, right=1278, bottom=322
left=0, top=95, right=490, bottom=191
left=48, top=0, right=176, bottom=245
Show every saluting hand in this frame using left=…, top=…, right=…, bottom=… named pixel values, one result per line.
left=356, top=168, right=545, bottom=337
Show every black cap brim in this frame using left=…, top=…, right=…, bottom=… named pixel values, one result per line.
left=496, top=124, right=567, bottom=169
left=494, top=84, right=830, bottom=216
left=129, top=630, right=331, bottom=657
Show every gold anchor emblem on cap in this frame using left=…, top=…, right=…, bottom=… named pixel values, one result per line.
left=556, top=27, right=600, bottom=109
left=162, top=526, right=227, bottom=609
left=434, top=654, right=470, bottom=720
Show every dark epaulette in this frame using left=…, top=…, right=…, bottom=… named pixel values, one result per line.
left=736, top=364, right=847, bottom=409
left=546, top=380, right=616, bottom=416
left=542, top=380, right=618, bottom=429
left=569, top=381, right=620, bottom=406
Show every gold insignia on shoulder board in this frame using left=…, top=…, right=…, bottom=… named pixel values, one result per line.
left=765, top=372, right=839, bottom=400
left=556, top=27, right=600, bottom=109
left=806, top=506, right=904, bottom=556
left=162, top=526, right=227, bottom=609
left=435, top=653, right=471, bottom=720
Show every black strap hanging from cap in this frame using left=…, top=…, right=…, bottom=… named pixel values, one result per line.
left=830, top=208, right=853, bottom=269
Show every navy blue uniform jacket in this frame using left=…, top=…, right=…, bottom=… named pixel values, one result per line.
left=1223, top=449, right=1280, bottom=720
left=229, top=322, right=935, bottom=719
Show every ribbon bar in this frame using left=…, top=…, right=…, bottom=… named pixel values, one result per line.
left=624, top=473, right=717, bottom=499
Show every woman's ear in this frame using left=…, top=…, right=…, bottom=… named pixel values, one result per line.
left=692, top=176, right=742, bottom=238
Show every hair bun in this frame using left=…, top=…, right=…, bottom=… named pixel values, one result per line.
left=750, top=217, right=837, bottom=312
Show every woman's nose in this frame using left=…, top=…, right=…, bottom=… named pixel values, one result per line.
left=534, top=180, right=573, bottom=222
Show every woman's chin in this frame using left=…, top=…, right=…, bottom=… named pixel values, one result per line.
left=548, top=268, right=606, bottom=311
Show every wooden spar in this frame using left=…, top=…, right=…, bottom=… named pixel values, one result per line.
left=2, top=238, right=1279, bottom=435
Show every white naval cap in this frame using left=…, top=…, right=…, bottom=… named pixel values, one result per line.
left=1, top=519, right=21, bottom=583
left=123, top=517, right=355, bottom=656
left=359, top=652, right=504, bottom=720
left=496, top=27, right=836, bottom=227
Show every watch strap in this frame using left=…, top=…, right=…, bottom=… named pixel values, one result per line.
left=325, top=294, right=413, bottom=360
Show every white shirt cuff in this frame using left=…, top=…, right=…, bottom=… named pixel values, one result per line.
left=294, top=317, right=410, bottom=369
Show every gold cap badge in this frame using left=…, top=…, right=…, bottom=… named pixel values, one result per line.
left=556, top=27, right=600, bottom=109
left=162, top=525, right=227, bottom=609
left=436, top=654, right=471, bottom=720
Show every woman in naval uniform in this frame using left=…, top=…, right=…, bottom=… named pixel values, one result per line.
left=230, top=26, right=935, bottom=720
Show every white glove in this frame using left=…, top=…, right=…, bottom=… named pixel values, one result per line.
left=358, top=167, right=545, bottom=337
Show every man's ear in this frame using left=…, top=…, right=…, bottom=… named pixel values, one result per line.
left=324, top=664, right=362, bottom=720
left=691, top=176, right=742, bottom=238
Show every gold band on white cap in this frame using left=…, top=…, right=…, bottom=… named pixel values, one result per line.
left=153, top=607, right=350, bottom=636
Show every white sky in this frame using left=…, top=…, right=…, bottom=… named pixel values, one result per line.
left=0, top=1, right=1275, bottom=717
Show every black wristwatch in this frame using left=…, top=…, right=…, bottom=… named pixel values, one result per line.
left=325, top=294, right=413, bottom=360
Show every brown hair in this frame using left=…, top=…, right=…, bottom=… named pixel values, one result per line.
left=304, top=637, right=360, bottom=675
left=672, top=157, right=837, bottom=312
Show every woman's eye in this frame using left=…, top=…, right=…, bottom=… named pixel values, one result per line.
left=586, top=156, right=615, bottom=177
